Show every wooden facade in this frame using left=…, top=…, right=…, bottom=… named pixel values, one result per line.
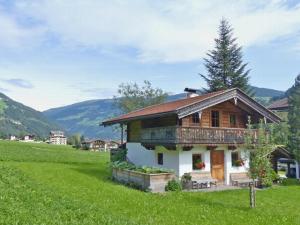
left=127, top=99, right=261, bottom=145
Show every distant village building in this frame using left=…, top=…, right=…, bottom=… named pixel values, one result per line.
left=81, top=139, right=106, bottom=151
left=22, top=135, right=35, bottom=142
left=106, top=141, right=120, bottom=150
left=9, top=135, right=17, bottom=141
left=49, top=131, right=67, bottom=145
left=81, top=139, right=120, bottom=151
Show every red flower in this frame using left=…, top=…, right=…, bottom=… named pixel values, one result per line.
left=195, top=162, right=205, bottom=169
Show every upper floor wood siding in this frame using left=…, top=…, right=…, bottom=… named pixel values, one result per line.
left=127, top=100, right=261, bottom=143
left=181, top=101, right=248, bottom=128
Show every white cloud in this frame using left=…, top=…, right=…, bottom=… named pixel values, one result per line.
left=6, top=0, right=300, bottom=62
left=0, top=6, right=43, bottom=48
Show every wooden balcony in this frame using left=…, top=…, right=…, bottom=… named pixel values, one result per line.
left=141, top=126, right=257, bottom=145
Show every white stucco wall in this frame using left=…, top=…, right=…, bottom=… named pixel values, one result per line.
left=224, top=149, right=250, bottom=185
left=126, top=143, right=180, bottom=175
left=178, top=146, right=210, bottom=177
left=126, top=143, right=251, bottom=185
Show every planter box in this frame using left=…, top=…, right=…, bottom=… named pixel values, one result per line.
left=112, top=168, right=175, bottom=193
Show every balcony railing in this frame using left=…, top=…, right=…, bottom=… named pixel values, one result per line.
left=141, top=126, right=257, bottom=145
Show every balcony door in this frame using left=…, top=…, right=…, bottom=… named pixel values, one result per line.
left=211, top=150, right=224, bottom=181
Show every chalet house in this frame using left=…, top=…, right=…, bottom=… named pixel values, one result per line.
left=102, top=88, right=281, bottom=185
left=49, top=131, right=67, bottom=145
left=81, top=139, right=106, bottom=151
left=81, top=139, right=120, bottom=151
left=268, top=98, right=289, bottom=111
left=106, top=141, right=120, bottom=150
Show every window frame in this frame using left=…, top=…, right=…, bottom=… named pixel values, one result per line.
left=192, top=112, right=200, bottom=124
left=157, top=153, right=163, bottom=165
left=229, top=114, right=237, bottom=127
left=192, top=153, right=203, bottom=170
left=231, top=151, right=242, bottom=167
left=211, top=110, right=220, bottom=127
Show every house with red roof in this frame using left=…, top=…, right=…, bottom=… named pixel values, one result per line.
left=268, top=98, right=289, bottom=111
left=102, top=88, right=281, bottom=185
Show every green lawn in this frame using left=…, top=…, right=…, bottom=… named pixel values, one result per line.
left=0, top=141, right=299, bottom=225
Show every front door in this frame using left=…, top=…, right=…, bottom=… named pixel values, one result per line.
left=211, top=150, right=224, bottom=181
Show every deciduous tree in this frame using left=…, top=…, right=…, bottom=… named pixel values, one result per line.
left=115, top=80, right=167, bottom=114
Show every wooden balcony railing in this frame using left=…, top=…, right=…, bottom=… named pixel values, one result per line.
left=141, top=126, right=257, bottom=145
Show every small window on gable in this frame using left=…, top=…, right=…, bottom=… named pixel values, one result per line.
left=192, top=154, right=204, bottom=170
left=231, top=151, right=244, bottom=167
left=157, top=153, right=163, bottom=165
left=178, top=118, right=182, bottom=126
left=211, top=110, right=220, bottom=127
left=192, top=112, right=200, bottom=124
left=230, top=114, right=237, bottom=127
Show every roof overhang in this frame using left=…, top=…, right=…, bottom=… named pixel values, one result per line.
left=177, top=89, right=281, bottom=123
left=101, top=88, right=281, bottom=126
left=101, top=111, right=177, bottom=126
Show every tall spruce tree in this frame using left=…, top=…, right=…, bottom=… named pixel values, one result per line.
left=201, top=19, right=252, bottom=94
left=288, top=74, right=300, bottom=160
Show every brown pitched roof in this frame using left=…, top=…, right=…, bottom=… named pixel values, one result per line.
left=268, top=98, right=289, bottom=110
left=102, top=89, right=229, bottom=125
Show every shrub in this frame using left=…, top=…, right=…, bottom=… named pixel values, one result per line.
left=281, top=178, right=300, bottom=186
left=270, top=170, right=280, bottom=182
left=165, top=179, right=182, bottom=192
left=111, top=148, right=127, bottom=162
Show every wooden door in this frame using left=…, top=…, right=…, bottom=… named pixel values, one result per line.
left=211, top=150, right=224, bottom=181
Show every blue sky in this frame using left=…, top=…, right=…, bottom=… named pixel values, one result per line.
left=0, top=0, right=299, bottom=111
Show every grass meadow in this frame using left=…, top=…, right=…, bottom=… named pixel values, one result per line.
left=0, top=140, right=299, bottom=225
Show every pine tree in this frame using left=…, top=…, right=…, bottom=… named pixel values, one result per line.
left=288, top=74, right=300, bottom=160
left=201, top=19, right=252, bottom=94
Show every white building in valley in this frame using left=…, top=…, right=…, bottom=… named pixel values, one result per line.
left=49, top=131, right=67, bottom=145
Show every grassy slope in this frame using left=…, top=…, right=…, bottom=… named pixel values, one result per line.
left=0, top=141, right=299, bottom=225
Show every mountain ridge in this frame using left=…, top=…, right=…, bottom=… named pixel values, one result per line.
left=0, top=92, right=61, bottom=139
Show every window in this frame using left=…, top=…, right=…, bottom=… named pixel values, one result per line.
left=231, top=151, right=244, bottom=167
left=211, top=111, right=220, bottom=127
left=192, top=112, right=200, bottom=124
left=157, top=153, right=163, bottom=165
left=178, top=118, right=182, bottom=126
left=230, top=114, right=237, bottom=127
left=192, top=154, right=204, bottom=170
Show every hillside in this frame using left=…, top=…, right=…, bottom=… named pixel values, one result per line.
left=44, top=99, right=119, bottom=139
left=0, top=92, right=60, bottom=139
left=251, top=86, right=284, bottom=98
left=43, top=86, right=284, bottom=139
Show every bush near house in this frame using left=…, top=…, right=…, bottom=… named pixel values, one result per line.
left=110, top=148, right=127, bottom=162
left=165, top=179, right=182, bottom=192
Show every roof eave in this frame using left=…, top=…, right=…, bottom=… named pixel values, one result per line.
left=101, top=111, right=177, bottom=126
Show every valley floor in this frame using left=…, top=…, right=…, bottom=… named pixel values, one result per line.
left=0, top=141, right=299, bottom=225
